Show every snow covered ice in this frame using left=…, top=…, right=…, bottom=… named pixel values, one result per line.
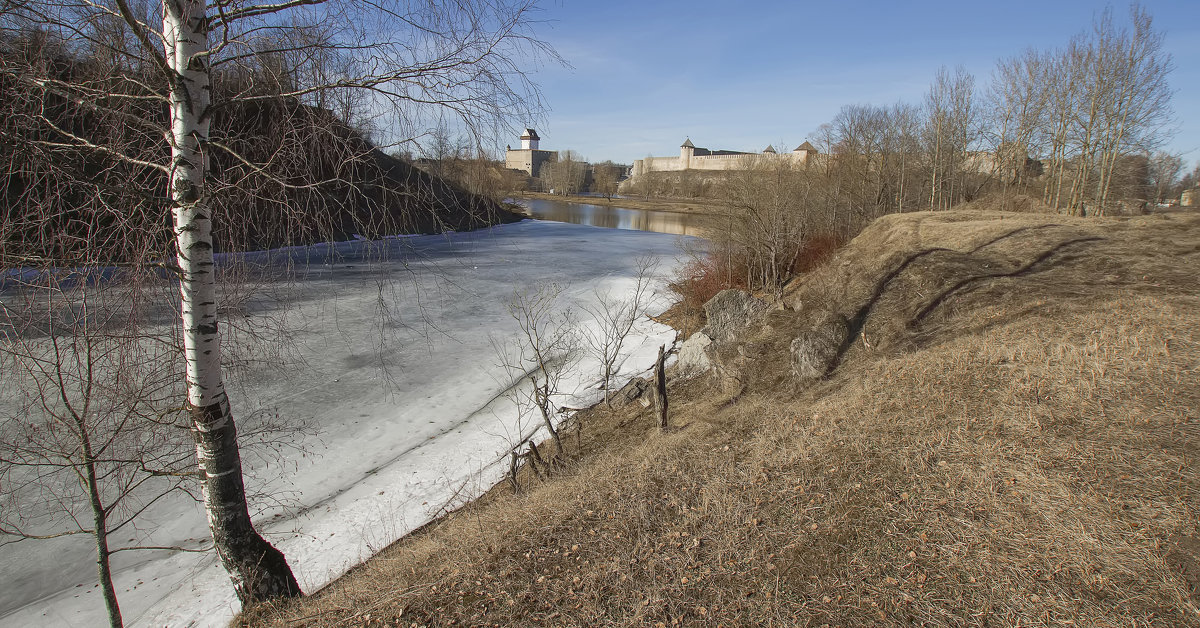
left=0, top=220, right=688, bottom=627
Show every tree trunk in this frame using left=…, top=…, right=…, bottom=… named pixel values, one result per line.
left=191, top=402, right=299, bottom=602
left=654, top=345, right=668, bottom=431
left=533, top=379, right=563, bottom=454
left=82, top=430, right=122, bottom=628
left=527, top=441, right=547, bottom=478
left=507, top=450, right=522, bottom=493
left=165, top=0, right=299, bottom=605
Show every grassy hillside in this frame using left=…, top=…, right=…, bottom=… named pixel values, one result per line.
left=243, top=209, right=1200, bottom=627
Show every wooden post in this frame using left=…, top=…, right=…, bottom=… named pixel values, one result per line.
left=507, top=450, right=522, bottom=493
left=528, top=441, right=547, bottom=478
left=654, top=344, right=668, bottom=431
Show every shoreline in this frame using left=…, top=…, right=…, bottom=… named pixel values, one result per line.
left=509, top=191, right=727, bottom=216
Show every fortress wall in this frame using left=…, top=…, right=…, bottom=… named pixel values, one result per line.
left=633, top=151, right=816, bottom=178
left=505, top=151, right=534, bottom=174
left=631, top=148, right=826, bottom=181
left=634, top=156, right=686, bottom=175
left=506, top=149, right=557, bottom=177
left=689, top=154, right=754, bottom=170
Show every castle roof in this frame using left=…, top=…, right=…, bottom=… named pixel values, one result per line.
left=520, top=128, right=540, bottom=141
left=763, top=144, right=777, bottom=154
left=681, top=138, right=695, bottom=148
left=794, top=141, right=817, bottom=152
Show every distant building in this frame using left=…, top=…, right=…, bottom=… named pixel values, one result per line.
left=505, top=128, right=558, bottom=177
left=1183, top=188, right=1199, bottom=208
left=630, top=138, right=818, bottom=179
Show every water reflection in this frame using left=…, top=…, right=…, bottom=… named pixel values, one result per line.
left=516, top=198, right=706, bottom=237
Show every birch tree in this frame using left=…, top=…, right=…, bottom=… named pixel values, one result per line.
left=1, top=0, right=556, bottom=609
left=1030, top=5, right=1173, bottom=214
left=1091, top=5, right=1174, bottom=211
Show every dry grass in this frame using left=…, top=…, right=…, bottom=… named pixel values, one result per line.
left=953, top=192, right=1059, bottom=214
left=242, top=209, right=1200, bottom=627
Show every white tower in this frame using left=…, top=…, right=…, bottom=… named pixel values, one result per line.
left=680, top=138, right=695, bottom=170
left=520, top=128, right=540, bottom=150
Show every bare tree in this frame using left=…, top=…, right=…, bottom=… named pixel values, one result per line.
left=0, top=273, right=192, bottom=628
left=0, top=273, right=309, bottom=628
left=1173, top=163, right=1200, bottom=202
left=1, top=0, right=558, bottom=609
left=580, top=255, right=659, bottom=406
left=1091, top=5, right=1174, bottom=211
left=542, top=150, right=588, bottom=195
left=986, top=50, right=1048, bottom=193
left=499, top=283, right=579, bottom=460
left=924, top=65, right=980, bottom=211
left=1019, top=5, right=1175, bottom=214
left=718, top=157, right=825, bottom=298
left=590, top=161, right=623, bottom=200
left=1146, top=151, right=1183, bottom=204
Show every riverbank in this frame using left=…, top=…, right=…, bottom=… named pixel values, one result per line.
left=510, top=191, right=728, bottom=216
left=0, top=221, right=685, bottom=628
left=243, top=208, right=1200, bottom=627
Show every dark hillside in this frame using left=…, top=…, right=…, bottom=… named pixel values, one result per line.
left=0, top=36, right=518, bottom=267
left=206, top=97, right=520, bottom=252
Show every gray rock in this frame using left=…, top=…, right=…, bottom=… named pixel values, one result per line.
left=709, top=342, right=751, bottom=394
left=791, top=311, right=849, bottom=381
left=674, top=331, right=713, bottom=377
left=610, top=377, right=650, bottom=408
left=701, top=289, right=769, bottom=343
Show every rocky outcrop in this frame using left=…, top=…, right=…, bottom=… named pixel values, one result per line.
left=707, top=342, right=755, bottom=394
left=790, top=311, right=849, bottom=381
left=674, top=331, right=713, bottom=378
left=701, top=290, right=769, bottom=343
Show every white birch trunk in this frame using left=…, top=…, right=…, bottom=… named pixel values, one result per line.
left=163, top=0, right=299, bottom=605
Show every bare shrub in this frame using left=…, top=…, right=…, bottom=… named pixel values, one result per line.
left=580, top=255, right=659, bottom=406
left=495, top=282, right=580, bottom=471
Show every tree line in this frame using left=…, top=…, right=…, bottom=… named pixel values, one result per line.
left=639, top=4, right=1183, bottom=220
left=408, top=136, right=628, bottom=201
left=667, top=4, right=1184, bottom=308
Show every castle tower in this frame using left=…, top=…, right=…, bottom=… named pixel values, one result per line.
left=680, top=138, right=694, bottom=170
left=520, top=128, right=540, bottom=150
left=792, top=141, right=817, bottom=164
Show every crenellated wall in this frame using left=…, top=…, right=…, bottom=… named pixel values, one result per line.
left=631, top=144, right=815, bottom=179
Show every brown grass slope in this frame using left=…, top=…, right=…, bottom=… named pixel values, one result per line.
left=244, top=209, right=1200, bottom=627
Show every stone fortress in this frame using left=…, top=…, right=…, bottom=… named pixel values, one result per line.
left=504, top=128, right=558, bottom=177
left=630, top=138, right=819, bottom=179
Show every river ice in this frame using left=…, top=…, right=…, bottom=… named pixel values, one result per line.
left=0, top=219, right=687, bottom=627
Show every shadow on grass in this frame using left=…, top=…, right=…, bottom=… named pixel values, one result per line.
left=826, top=225, right=1104, bottom=377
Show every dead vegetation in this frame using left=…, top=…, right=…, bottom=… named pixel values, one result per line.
left=242, top=208, right=1200, bottom=627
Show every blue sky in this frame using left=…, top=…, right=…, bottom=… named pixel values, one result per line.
left=513, top=1, right=1200, bottom=170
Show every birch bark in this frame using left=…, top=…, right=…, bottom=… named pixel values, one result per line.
left=163, top=0, right=299, bottom=604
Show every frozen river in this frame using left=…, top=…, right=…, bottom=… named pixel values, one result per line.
left=0, top=220, right=688, bottom=627
left=516, top=197, right=707, bottom=236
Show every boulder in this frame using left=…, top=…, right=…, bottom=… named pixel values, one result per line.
left=674, top=331, right=713, bottom=378
left=702, top=289, right=769, bottom=343
left=709, top=341, right=752, bottom=394
left=790, top=311, right=850, bottom=381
